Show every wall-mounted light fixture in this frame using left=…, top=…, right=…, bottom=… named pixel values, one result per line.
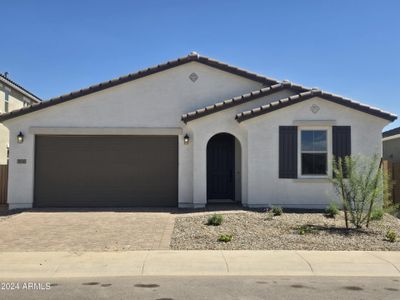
left=17, top=132, right=24, bottom=144
left=183, top=134, right=190, bottom=145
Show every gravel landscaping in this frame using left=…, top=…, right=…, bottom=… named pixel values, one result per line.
left=170, top=211, right=400, bottom=251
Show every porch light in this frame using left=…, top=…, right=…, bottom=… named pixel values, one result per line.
left=17, top=132, right=24, bottom=144
left=183, top=134, right=190, bottom=145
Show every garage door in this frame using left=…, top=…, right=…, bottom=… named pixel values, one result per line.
left=34, top=135, right=178, bottom=207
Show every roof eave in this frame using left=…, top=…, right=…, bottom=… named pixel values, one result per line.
left=0, top=75, right=41, bottom=103
left=236, top=92, right=397, bottom=123
left=0, top=53, right=279, bottom=122
left=182, top=82, right=307, bottom=123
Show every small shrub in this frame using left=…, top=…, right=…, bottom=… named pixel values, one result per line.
left=298, top=225, right=319, bottom=235
left=386, top=230, right=397, bottom=243
left=325, top=202, right=339, bottom=218
left=207, top=214, right=223, bottom=226
left=265, top=208, right=274, bottom=220
left=272, top=206, right=283, bottom=216
left=370, top=208, right=384, bottom=221
left=218, top=234, right=233, bottom=242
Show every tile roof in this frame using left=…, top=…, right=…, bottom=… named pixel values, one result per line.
left=235, top=89, right=397, bottom=122
left=182, top=82, right=306, bottom=123
left=0, top=52, right=278, bottom=122
left=383, top=126, right=400, bottom=138
left=0, top=74, right=41, bottom=103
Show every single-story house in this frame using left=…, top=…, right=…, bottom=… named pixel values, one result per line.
left=0, top=52, right=397, bottom=210
left=383, top=126, right=400, bottom=162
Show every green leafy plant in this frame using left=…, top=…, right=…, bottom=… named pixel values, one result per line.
left=265, top=208, right=274, bottom=220
left=218, top=234, right=233, bottom=242
left=331, top=155, right=386, bottom=229
left=298, top=225, right=319, bottom=235
left=272, top=206, right=283, bottom=216
left=207, top=214, right=224, bottom=226
left=385, top=230, right=397, bottom=243
left=370, top=208, right=384, bottom=221
left=325, top=202, right=339, bottom=218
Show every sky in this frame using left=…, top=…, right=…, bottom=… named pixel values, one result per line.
left=2, top=0, right=399, bottom=130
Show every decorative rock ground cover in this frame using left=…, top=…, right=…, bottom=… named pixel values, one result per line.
left=170, top=211, right=400, bottom=251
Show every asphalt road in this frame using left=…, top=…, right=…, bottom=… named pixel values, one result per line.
left=0, top=276, right=399, bottom=300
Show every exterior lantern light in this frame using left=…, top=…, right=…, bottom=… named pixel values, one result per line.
left=17, top=132, right=24, bottom=144
left=183, top=134, right=190, bottom=145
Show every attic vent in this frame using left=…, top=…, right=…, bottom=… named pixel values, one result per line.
left=189, top=72, right=199, bottom=82
left=310, top=104, right=320, bottom=114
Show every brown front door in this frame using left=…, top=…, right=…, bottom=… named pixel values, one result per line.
left=34, top=135, right=178, bottom=207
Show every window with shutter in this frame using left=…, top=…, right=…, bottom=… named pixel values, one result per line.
left=279, top=126, right=298, bottom=178
left=332, top=126, right=351, bottom=177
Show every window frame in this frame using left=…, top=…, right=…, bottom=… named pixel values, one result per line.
left=4, top=89, right=10, bottom=113
left=297, top=126, right=332, bottom=178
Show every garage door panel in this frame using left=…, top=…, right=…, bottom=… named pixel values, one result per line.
left=34, top=135, right=178, bottom=207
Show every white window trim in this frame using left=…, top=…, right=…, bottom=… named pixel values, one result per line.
left=4, top=90, right=9, bottom=113
left=297, top=126, right=332, bottom=179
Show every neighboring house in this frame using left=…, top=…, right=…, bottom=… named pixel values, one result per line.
left=0, top=52, right=397, bottom=210
left=0, top=74, right=41, bottom=164
left=383, top=126, right=400, bottom=162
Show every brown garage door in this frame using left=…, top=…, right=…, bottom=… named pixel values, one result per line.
left=34, top=135, right=178, bottom=207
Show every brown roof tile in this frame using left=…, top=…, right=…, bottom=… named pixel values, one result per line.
left=0, top=53, right=277, bottom=122
left=181, top=82, right=306, bottom=123
left=383, top=126, right=400, bottom=138
left=235, top=90, right=397, bottom=122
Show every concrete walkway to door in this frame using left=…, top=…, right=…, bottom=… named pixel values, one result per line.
left=0, top=209, right=176, bottom=252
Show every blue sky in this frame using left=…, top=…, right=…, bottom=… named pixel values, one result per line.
left=2, top=0, right=399, bottom=129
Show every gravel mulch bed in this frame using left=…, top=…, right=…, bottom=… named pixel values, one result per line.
left=170, top=211, right=400, bottom=251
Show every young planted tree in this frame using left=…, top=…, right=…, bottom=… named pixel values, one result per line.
left=331, top=155, right=385, bottom=229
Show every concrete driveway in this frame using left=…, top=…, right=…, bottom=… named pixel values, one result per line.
left=0, top=210, right=176, bottom=251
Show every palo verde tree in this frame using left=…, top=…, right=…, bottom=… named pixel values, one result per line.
left=331, top=154, right=385, bottom=229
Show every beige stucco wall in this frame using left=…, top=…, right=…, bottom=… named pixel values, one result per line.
left=0, top=83, right=28, bottom=165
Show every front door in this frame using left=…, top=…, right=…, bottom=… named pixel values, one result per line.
left=207, top=133, right=235, bottom=200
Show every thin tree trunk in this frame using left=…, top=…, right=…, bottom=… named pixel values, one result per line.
left=340, top=177, right=349, bottom=229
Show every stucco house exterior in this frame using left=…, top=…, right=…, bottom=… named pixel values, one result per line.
left=383, top=126, right=400, bottom=162
left=0, top=74, right=41, bottom=165
left=0, top=53, right=397, bottom=210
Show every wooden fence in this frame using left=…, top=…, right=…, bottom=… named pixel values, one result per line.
left=0, top=165, right=8, bottom=207
left=0, top=165, right=7, bottom=206
left=383, top=160, right=400, bottom=204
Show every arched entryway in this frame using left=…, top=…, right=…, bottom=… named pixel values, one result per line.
left=207, top=133, right=241, bottom=204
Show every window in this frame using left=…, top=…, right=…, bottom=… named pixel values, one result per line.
left=300, top=130, right=327, bottom=176
left=4, top=91, right=9, bottom=113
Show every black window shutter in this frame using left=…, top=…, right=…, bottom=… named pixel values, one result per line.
left=332, top=126, right=351, bottom=177
left=279, top=126, right=298, bottom=178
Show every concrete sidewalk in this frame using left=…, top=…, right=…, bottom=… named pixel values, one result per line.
left=0, top=250, right=399, bottom=278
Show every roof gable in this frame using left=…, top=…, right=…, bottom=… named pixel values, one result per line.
left=0, top=52, right=277, bottom=122
left=235, top=90, right=397, bottom=122
left=0, top=74, right=41, bottom=103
